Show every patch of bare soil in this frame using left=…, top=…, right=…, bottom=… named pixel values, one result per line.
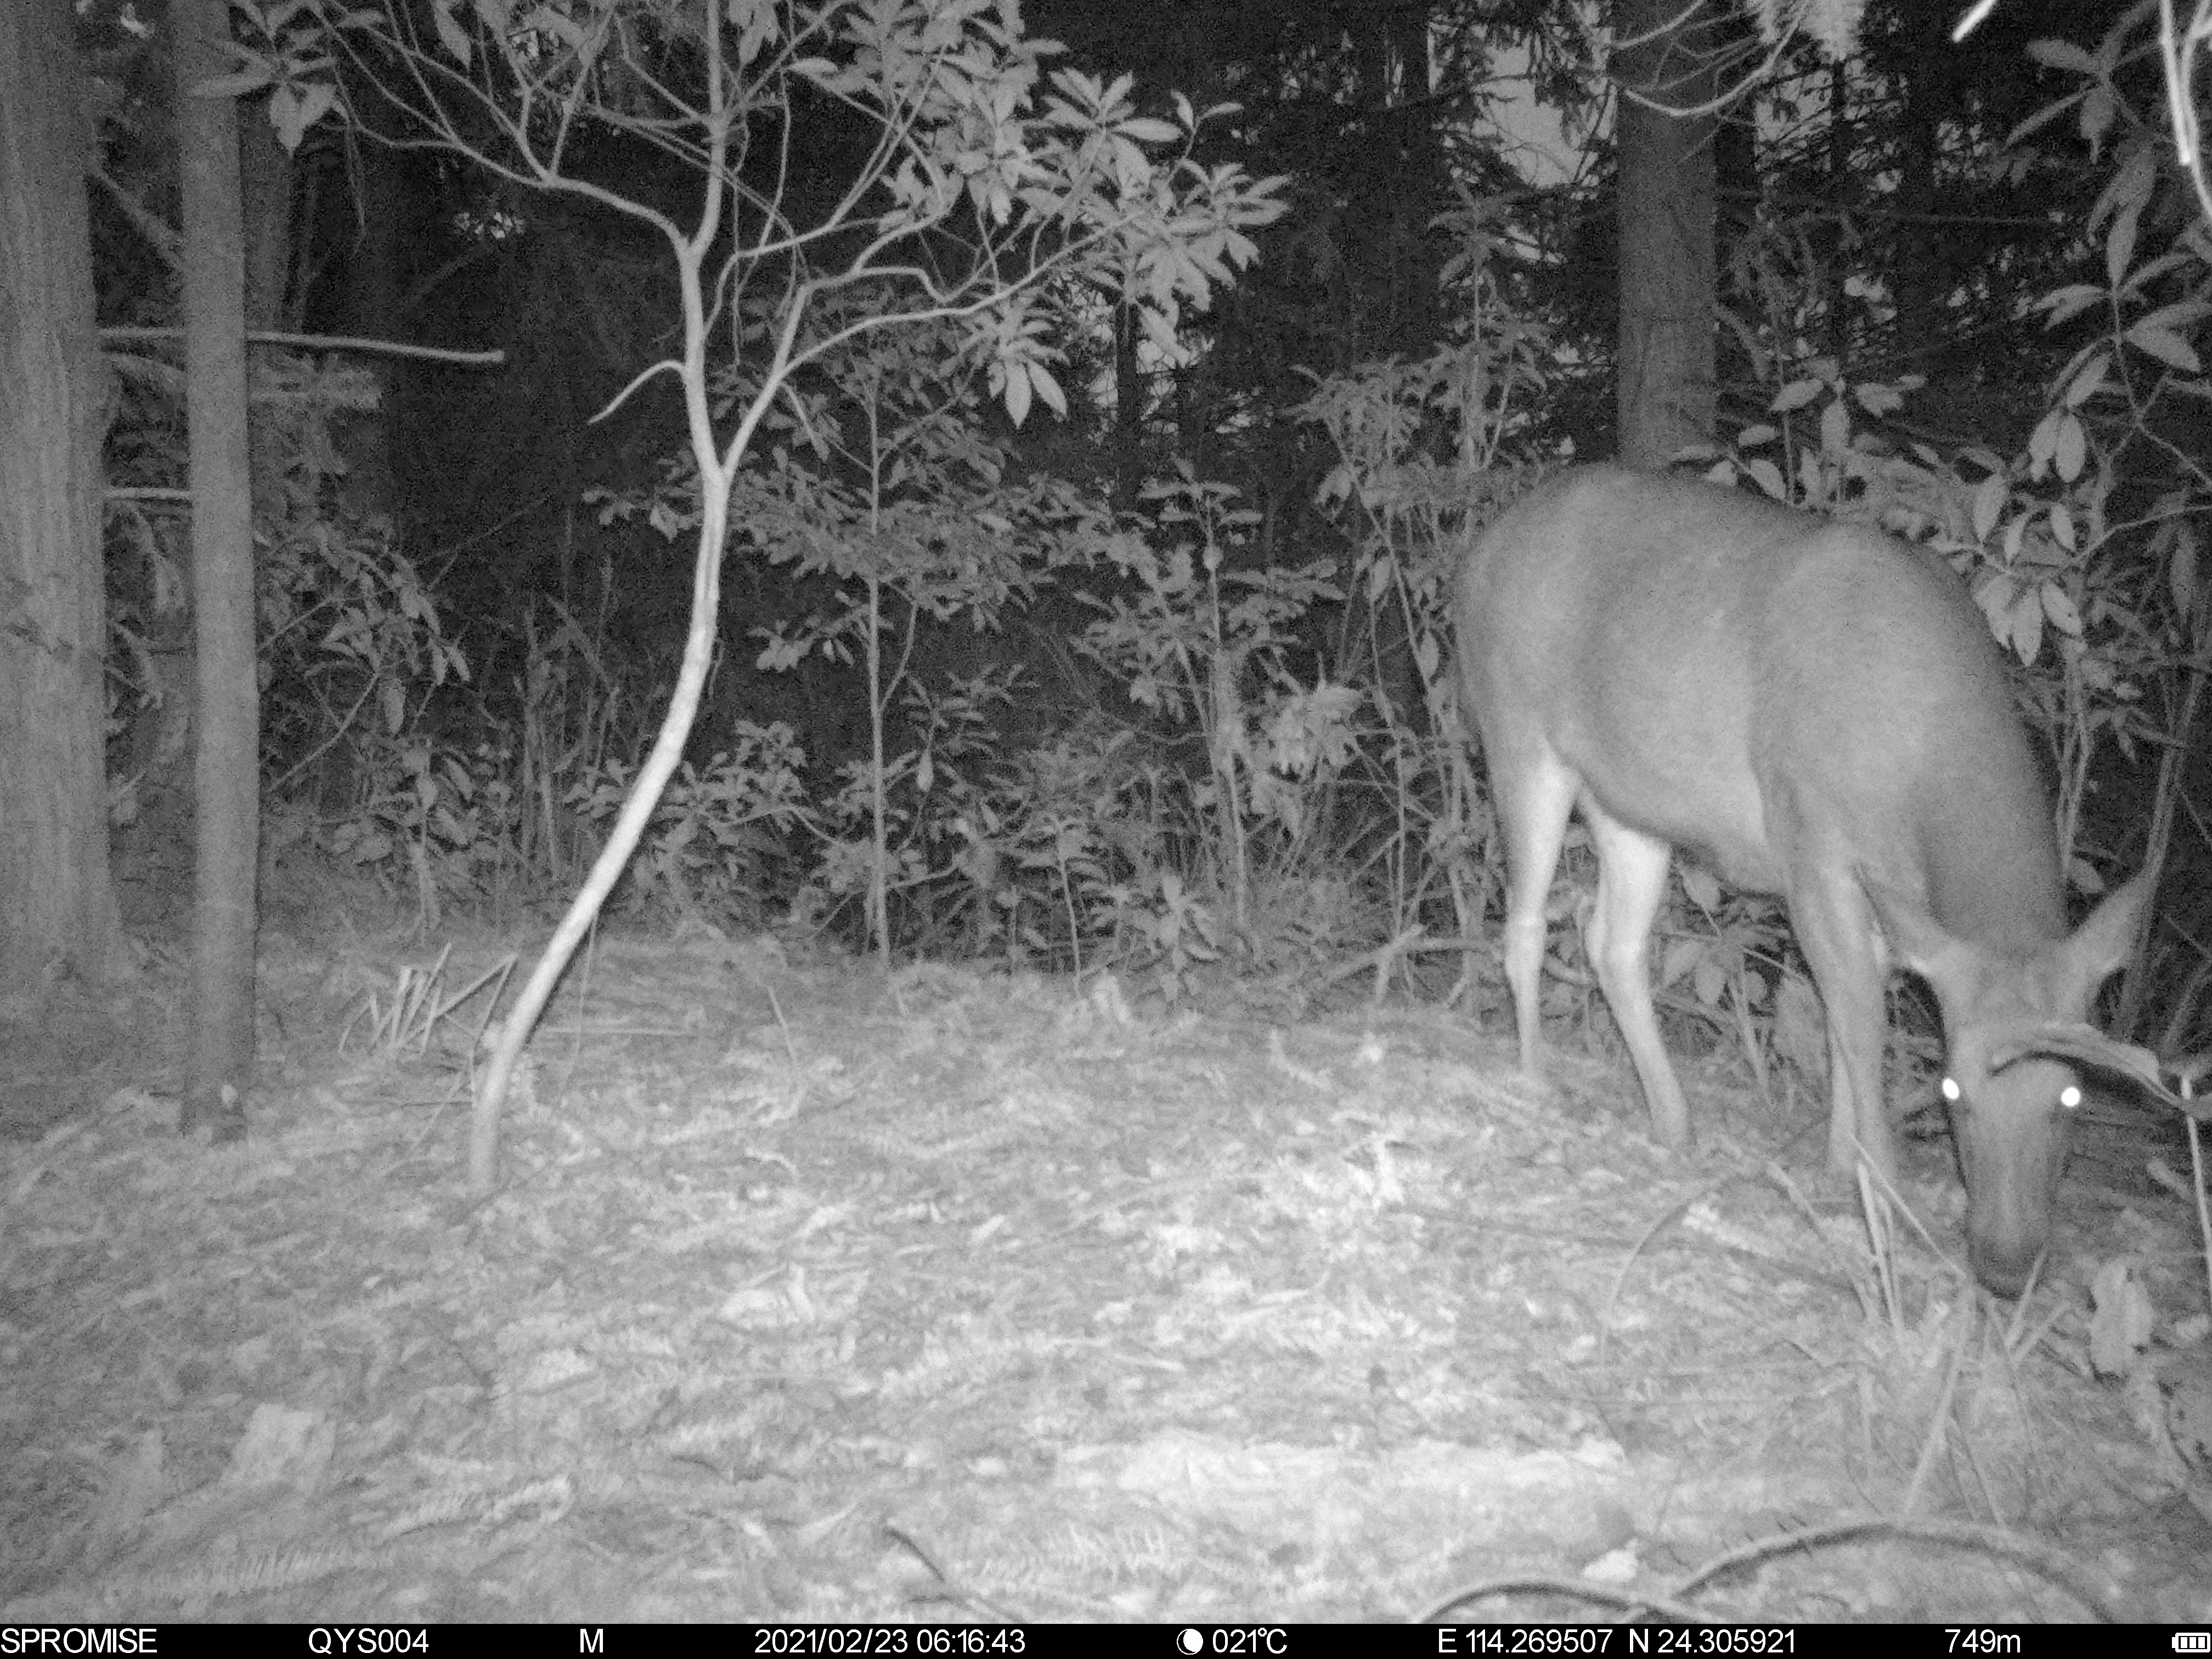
left=2, top=917, right=2208, bottom=1623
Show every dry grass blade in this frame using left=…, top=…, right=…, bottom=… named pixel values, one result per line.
left=344, top=947, right=517, bottom=1058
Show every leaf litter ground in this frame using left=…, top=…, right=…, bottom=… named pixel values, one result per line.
left=2, top=914, right=2207, bottom=1622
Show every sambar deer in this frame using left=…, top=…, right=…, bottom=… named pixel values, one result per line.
left=1454, top=465, right=2151, bottom=1296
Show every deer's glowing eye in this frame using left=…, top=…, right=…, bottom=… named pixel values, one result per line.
left=1941, top=1076, right=1962, bottom=1103
left=2059, top=1085, right=2083, bottom=1110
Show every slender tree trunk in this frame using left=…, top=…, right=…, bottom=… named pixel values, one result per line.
left=239, top=106, right=293, bottom=331
left=1824, top=56, right=1852, bottom=369
left=117, top=77, right=295, bottom=932
left=337, top=140, right=406, bottom=523
left=175, top=0, right=258, bottom=1139
left=1891, top=35, right=1942, bottom=378
left=1113, top=296, right=1142, bottom=511
left=1379, top=5, right=1443, bottom=358
left=240, top=86, right=294, bottom=535
left=0, top=0, right=126, bottom=991
left=1613, top=0, right=1720, bottom=467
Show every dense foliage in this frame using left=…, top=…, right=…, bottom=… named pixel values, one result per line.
left=89, top=0, right=2211, bottom=1073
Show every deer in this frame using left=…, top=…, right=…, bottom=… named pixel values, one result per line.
left=1454, top=464, right=2152, bottom=1296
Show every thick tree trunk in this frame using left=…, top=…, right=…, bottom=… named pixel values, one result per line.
left=0, top=0, right=126, bottom=992
left=175, top=0, right=259, bottom=1140
left=1613, top=0, right=1720, bottom=468
left=1712, top=9, right=1759, bottom=422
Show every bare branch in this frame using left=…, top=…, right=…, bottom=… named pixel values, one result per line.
left=586, top=357, right=688, bottom=425
left=101, top=324, right=504, bottom=365
left=94, top=168, right=182, bottom=272
left=1612, top=29, right=1785, bottom=122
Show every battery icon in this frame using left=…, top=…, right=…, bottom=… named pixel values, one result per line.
left=2173, top=1635, right=2210, bottom=1652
